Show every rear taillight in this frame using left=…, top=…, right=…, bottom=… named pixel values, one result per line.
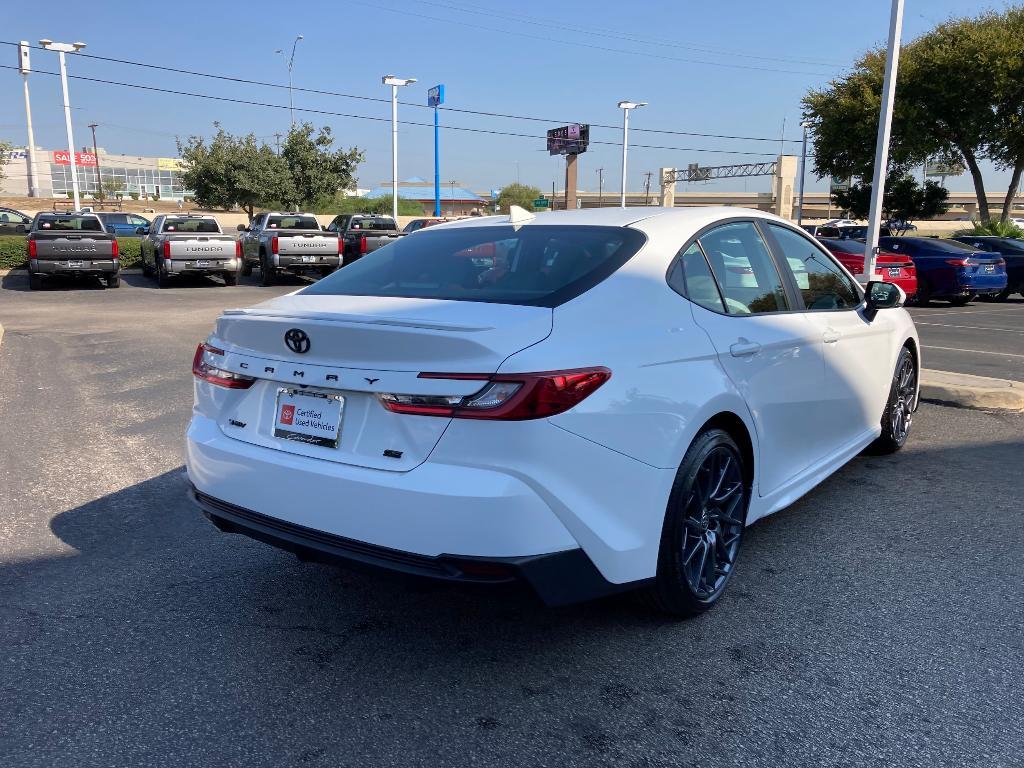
left=111, top=239, right=119, bottom=259
left=944, top=258, right=970, bottom=267
left=235, top=240, right=242, bottom=258
left=271, top=236, right=279, bottom=255
left=359, top=235, right=368, bottom=255
left=377, top=368, right=611, bottom=420
left=163, top=240, right=171, bottom=260
left=192, top=343, right=256, bottom=389
left=27, top=239, right=37, bottom=258
left=337, top=236, right=344, bottom=255
left=995, top=258, right=1005, bottom=268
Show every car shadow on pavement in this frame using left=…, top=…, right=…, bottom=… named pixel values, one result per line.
left=1, top=271, right=109, bottom=292
left=120, top=272, right=229, bottom=290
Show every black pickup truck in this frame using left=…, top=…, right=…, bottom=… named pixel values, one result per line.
left=325, top=214, right=405, bottom=264
left=26, top=212, right=119, bottom=290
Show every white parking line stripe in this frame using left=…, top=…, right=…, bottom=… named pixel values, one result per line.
left=922, top=345, right=1024, bottom=359
left=911, top=307, right=1024, bottom=318
left=914, top=322, right=1024, bottom=334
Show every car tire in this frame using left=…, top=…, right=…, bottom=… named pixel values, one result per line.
left=107, top=274, right=120, bottom=288
left=641, top=428, right=749, bottom=618
left=991, top=286, right=1012, bottom=302
left=28, top=272, right=43, bottom=291
left=866, top=346, right=917, bottom=455
left=915, top=277, right=931, bottom=306
left=240, top=259, right=252, bottom=277
left=156, top=260, right=171, bottom=289
left=260, top=254, right=276, bottom=286
left=320, top=266, right=336, bottom=278
left=949, top=295, right=973, bottom=307
left=223, top=272, right=238, bottom=286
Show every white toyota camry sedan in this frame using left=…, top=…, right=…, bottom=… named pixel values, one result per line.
left=187, top=206, right=919, bottom=616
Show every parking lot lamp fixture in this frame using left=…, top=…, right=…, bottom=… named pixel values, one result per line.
left=39, top=39, right=86, bottom=210
left=383, top=76, right=417, bottom=220
left=275, top=35, right=303, bottom=128
left=617, top=101, right=647, bottom=208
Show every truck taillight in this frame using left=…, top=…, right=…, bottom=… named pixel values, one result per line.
left=163, top=240, right=171, bottom=260
left=377, top=368, right=611, bottom=420
left=27, top=240, right=37, bottom=258
left=338, top=236, right=344, bottom=255
left=271, top=236, right=279, bottom=255
left=235, top=240, right=243, bottom=258
left=111, top=239, right=119, bottom=259
left=192, top=343, right=256, bottom=389
left=360, top=235, right=368, bottom=255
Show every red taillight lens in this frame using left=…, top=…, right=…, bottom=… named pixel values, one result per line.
left=995, top=258, right=1005, bottom=267
left=378, top=368, right=611, bottom=420
left=163, top=240, right=171, bottom=260
left=235, top=240, right=242, bottom=258
left=271, top=236, right=279, bottom=255
left=192, top=343, right=256, bottom=389
left=359, top=235, right=368, bottom=255
left=337, top=236, right=344, bottom=255
left=28, top=239, right=37, bottom=258
left=111, top=239, right=119, bottom=259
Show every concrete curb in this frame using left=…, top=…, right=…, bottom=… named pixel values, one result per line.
left=0, top=322, right=4, bottom=349
left=920, top=369, right=1024, bottom=412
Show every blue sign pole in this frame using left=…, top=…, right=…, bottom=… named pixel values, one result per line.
left=428, top=85, right=445, bottom=217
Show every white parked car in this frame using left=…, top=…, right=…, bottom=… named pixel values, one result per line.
left=187, top=207, right=919, bottom=616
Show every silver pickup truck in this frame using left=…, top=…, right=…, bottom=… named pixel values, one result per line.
left=140, top=215, right=241, bottom=288
left=238, top=212, right=341, bottom=286
left=26, top=212, right=119, bottom=290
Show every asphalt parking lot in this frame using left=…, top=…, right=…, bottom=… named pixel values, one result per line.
left=908, top=296, right=1024, bottom=380
left=1, top=273, right=1022, bottom=768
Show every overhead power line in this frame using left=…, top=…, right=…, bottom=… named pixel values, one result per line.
left=0, top=64, right=782, bottom=157
left=0, top=40, right=803, bottom=145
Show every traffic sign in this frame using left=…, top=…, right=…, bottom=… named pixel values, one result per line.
left=533, top=197, right=550, bottom=208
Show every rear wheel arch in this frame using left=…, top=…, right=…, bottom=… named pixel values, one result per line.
left=694, top=411, right=754, bottom=491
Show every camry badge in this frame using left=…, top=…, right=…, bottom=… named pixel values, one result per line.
left=284, top=328, right=311, bottom=354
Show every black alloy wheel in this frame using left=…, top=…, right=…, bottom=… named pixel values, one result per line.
left=644, top=429, right=749, bottom=617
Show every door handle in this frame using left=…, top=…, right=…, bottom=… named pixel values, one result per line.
left=729, top=340, right=762, bottom=357
left=823, top=328, right=841, bottom=344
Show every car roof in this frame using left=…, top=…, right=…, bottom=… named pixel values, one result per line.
left=433, top=205, right=787, bottom=231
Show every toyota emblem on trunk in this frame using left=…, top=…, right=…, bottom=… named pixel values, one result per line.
left=284, top=328, right=311, bottom=354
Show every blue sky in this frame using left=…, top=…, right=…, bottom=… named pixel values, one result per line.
left=0, top=0, right=1012, bottom=195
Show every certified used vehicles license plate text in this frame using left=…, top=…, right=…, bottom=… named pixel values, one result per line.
left=888, top=267, right=901, bottom=277
left=273, top=389, right=344, bottom=448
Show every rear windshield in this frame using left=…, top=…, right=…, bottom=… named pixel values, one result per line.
left=162, top=217, right=221, bottom=233
left=350, top=217, right=397, bottom=231
left=34, top=215, right=103, bottom=232
left=266, top=215, right=320, bottom=230
left=821, top=239, right=865, bottom=255
left=884, top=238, right=973, bottom=253
left=301, top=225, right=646, bottom=307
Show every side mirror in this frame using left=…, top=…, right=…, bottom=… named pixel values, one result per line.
left=864, top=280, right=905, bottom=321
left=135, top=227, right=146, bottom=235
left=237, top=223, right=246, bottom=232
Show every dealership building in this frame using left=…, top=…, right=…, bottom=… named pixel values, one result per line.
left=3, top=146, right=189, bottom=200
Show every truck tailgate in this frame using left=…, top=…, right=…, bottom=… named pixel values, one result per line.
left=32, top=234, right=116, bottom=259
left=277, top=233, right=339, bottom=255
left=167, top=237, right=237, bottom=259
left=364, top=232, right=405, bottom=252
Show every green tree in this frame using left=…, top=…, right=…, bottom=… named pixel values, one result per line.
left=0, top=140, right=12, bottom=192
left=804, top=7, right=1024, bottom=223
left=496, top=183, right=542, bottom=213
left=281, top=123, right=363, bottom=209
left=832, top=174, right=948, bottom=232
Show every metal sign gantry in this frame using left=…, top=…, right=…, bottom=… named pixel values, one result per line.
left=667, top=161, right=778, bottom=183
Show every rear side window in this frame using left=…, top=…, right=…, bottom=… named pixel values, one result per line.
left=301, top=225, right=647, bottom=307
left=767, top=224, right=860, bottom=311
left=266, top=215, right=320, bottom=230
left=698, top=222, right=789, bottom=314
left=668, top=243, right=726, bottom=314
left=350, top=217, right=397, bottom=231
left=162, top=218, right=220, bottom=233
left=35, top=215, right=103, bottom=231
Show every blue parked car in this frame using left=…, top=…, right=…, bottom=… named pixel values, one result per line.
left=949, top=236, right=1024, bottom=301
left=95, top=212, right=151, bottom=237
left=878, top=236, right=1007, bottom=306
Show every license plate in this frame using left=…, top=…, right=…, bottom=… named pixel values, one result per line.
left=984, top=265, right=995, bottom=273
left=273, top=388, right=344, bottom=448
left=301, top=255, right=318, bottom=263
left=68, top=260, right=85, bottom=268
left=888, top=267, right=901, bottom=277
left=196, top=260, right=210, bottom=267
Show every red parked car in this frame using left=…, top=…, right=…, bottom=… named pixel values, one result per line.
left=820, top=238, right=918, bottom=299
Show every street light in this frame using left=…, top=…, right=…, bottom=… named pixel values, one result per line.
left=796, top=120, right=811, bottom=225
left=617, top=100, right=646, bottom=208
left=382, top=75, right=417, bottom=220
left=39, top=39, right=86, bottom=210
left=275, top=35, right=303, bottom=128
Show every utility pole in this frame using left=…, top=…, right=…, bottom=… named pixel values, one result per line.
left=273, top=132, right=282, bottom=155
left=643, top=171, right=653, bottom=205
left=18, top=42, right=39, bottom=197
left=863, top=0, right=905, bottom=282
left=796, top=121, right=810, bottom=225
left=596, top=168, right=604, bottom=208
left=275, top=35, right=303, bottom=128
left=449, top=180, right=456, bottom=216
left=88, top=123, right=102, bottom=199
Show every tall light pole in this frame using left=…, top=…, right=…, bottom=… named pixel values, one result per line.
left=275, top=35, right=303, bottom=128
left=383, top=75, right=416, bottom=220
left=796, top=121, right=811, bottom=225
left=40, top=39, right=86, bottom=210
left=617, top=101, right=646, bottom=208
left=864, top=0, right=905, bottom=283
left=597, top=167, right=604, bottom=207
left=18, top=42, right=38, bottom=197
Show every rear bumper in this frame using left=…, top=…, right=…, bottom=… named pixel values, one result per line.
left=275, top=254, right=341, bottom=270
left=957, top=274, right=1008, bottom=294
left=192, top=486, right=634, bottom=606
left=168, top=258, right=239, bottom=275
left=32, top=259, right=117, bottom=275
